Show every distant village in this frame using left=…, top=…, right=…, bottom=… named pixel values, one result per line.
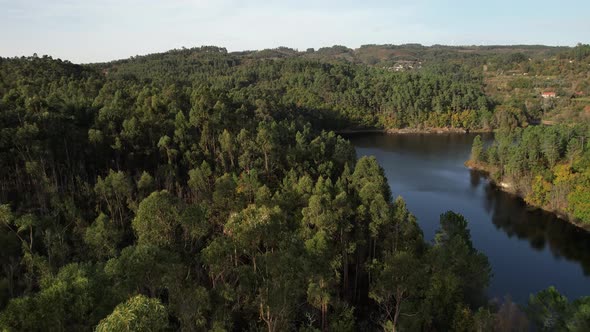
left=384, top=60, right=423, bottom=72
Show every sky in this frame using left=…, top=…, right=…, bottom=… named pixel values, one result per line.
left=1, top=0, right=589, bottom=63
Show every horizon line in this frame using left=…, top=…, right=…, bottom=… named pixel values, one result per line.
left=3, top=42, right=586, bottom=65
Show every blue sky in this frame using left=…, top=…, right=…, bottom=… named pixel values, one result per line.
left=1, top=0, right=588, bottom=63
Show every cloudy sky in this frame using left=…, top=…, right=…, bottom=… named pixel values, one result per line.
left=1, top=0, right=588, bottom=63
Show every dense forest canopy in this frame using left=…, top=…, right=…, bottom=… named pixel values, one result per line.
left=468, top=123, right=590, bottom=227
left=0, top=44, right=589, bottom=331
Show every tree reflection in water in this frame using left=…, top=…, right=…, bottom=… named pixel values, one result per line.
left=473, top=170, right=590, bottom=276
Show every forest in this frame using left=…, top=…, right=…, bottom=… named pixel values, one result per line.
left=0, top=44, right=589, bottom=331
left=468, top=124, right=590, bottom=227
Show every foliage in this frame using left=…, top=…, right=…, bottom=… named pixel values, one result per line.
left=96, top=295, right=168, bottom=332
left=471, top=124, right=590, bottom=224
left=0, top=46, right=585, bottom=330
left=526, top=287, right=590, bottom=332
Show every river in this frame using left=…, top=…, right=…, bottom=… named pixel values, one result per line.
left=348, top=132, right=590, bottom=303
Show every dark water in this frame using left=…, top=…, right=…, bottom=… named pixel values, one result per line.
left=348, top=133, right=590, bottom=303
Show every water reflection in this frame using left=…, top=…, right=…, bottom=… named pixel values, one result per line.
left=480, top=174, right=590, bottom=276
left=348, top=133, right=590, bottom=302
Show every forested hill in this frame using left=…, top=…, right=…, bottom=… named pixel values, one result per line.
left=0, top=45, right=590, bottom=331
left=0, top=49, right=492, bottom=332
left=89, top=45, right=493, bottom=130
left=95, top=42, right=590, bottom=129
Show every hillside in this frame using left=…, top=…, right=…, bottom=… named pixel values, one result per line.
left=1, top=44, right=589, bottom=331
left=89, top=43, right=590, bottom=129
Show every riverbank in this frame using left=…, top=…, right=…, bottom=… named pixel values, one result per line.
left=465, top=160, right=590, bottom=232
left=337, top=127, right=493, bottom=135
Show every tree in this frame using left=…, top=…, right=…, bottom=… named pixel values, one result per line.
left=541, top=130, right=560, bottom=168
left=187, top=161, right=213, bottom=203
left=451, top=305, right=475, bottom=332
left=105, top=244, right=180, bottom=297
left=256, top=246, right=305, bottom=332
left=526, top=286, right=569, bottom=331
left=224, top=204, right=282, bottom=272
left=390, top=197, right=423, bottom=254
left=96, top=295, right=168, bottom=332
left=212, top=173, right=237, bottom=214
left=136, top=171, right=155, bottom=200
left=424, top=212, right=491, bottom=329
left=495, top=296, right=529, bottom=332
left=369, top=251, right=425, bottom=332
left=473, top=307, right=495, bottom=332
left=0, top=263, right=116, bottom=331
left=219, top=129, right=235, bottom=170
left=256, top=123, right=277, bottom=176
left=568, top=297, right=590, bottom=332
left=0, top=205, right=38, bottom=253
left=471, top=135, right=484, bottom=162
left=526, top=175, right=552, bottom=207
left=168, top=284, right=210, bottom=331
left=569, top=182, right=590, bottom=223
left=95, top=170, right=133, bottom=226
left=84, top=213, right=123, bottom=259
left=132, top=191, right=180, bottom=247
left=434, top=211, right=474, bottom=250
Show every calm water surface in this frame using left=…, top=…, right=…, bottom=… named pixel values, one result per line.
left=348, top=133, right=590, bottom=303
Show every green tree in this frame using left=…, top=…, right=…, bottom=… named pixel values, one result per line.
left=105, top=244, right=180, bottom=297
left=568, top=297, right=590, bottom=332
left=187, top=161, right=213, bottom=203
left=470, top=135, right=484, bottom=162
left=424, top=212, right=491, bottom=329
left=569, top=182, right=590, bottom=223
left=136, top=171, right=155, bottom=200
left=219, top=129, right=235, bottom=170
left=369, top=251, right=425, bottom=332
left=96, top=295, right=168, bottom=332
left=132, top=191, right=180, bottom=247
left=84, top=213, right=123, bottom=259
left=95, top=170, right=133, bottom=226
left=0, top=263, right=116, bottom=331
left=526, top=286, right=569, bottom=332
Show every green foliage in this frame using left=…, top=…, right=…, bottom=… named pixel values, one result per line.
left=526, top=286, right=569, bottom=331
left=368, top=251, right=425, bottom=330
left=473, top=307, right=496, bottom=332
left=568, top=297, right=590, bottom=331
left=470, top=135, right=484, bottom=162
left=569, top=182, right=590, bottom=223
left=132, top=191, right=180, bottom=247
left=95, top=170, right=133, bottom=225
left=526, top=287, right=590, bottom=332
left=105, top=244, right=181, bottom=297
left=426, top=212, right=491, bottom=329
left=96, top=295, right=168, bottom=332
left=84, top=213, right=123, bottom=259
left=136, top=171, right=155, bottom=199
left=571, top=43, right=590, bottom=61
left=475, top=124, right=590, bottom=224
left=0, top=263, right=117, bottom=331
left=4, top=46, right=579, bottom=331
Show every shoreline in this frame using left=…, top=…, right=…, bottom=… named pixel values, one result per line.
left=465, top=160, right=590, bottom=233
left=337, top=127, right=494, bottom=135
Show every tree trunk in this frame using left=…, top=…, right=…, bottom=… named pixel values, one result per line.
left=393, top=288, right=404, bottom=332
left=354, top=261, right=359, bottom=301
left=343, top=247, right=349, bottom=296
left=264, top=151, right=269, bottom=175
left=322, top=302, right=327, bottom=331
